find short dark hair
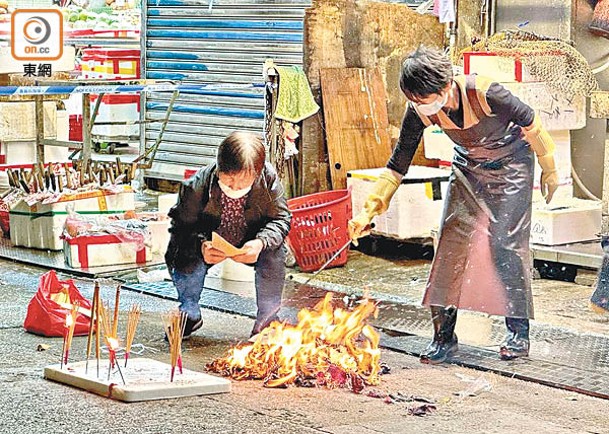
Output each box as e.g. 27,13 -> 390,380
399,45 -> 453,100
217,131 -> 266,175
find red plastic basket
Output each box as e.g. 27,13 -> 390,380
286,188 -> 352,272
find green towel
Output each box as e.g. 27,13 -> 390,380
274,66 -> 320,123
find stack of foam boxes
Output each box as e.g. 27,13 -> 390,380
68,48 -> 141,144
422,52 -> 600,246
9,187 -> 135,252
0,101 -> 71,188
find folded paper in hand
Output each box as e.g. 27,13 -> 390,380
212,232 -> 246,257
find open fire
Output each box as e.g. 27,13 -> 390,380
207,293 -> 382,391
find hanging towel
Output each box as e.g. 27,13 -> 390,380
274,66 -> 320,123
433,0 -> 455,24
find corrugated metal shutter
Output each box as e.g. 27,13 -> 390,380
142,0 -> 310,181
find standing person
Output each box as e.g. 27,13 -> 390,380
348,46 -> 558,363
165,131 -> 292,338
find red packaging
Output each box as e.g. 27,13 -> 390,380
23,270 -> 92,337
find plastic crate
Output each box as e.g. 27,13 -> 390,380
89,94 -> 140,138
286,189 -> 352,272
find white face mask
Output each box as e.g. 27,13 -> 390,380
218,179 -> 252,199
415,92 -> 448,116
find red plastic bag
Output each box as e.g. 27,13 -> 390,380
24,270 -> 92,337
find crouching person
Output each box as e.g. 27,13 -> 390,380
165,131 -> 292,339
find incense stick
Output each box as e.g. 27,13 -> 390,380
60,328 -> 66,370
62,302 -> 79,367
99,301 -> 119,381
161,310 -> 187,382
95,288 -> 101,378
98,302 -> 113,346
112,284 -> 121,338
99,301 -> 112,379
124,304 -> 142,367
99,300 -> 126,384
85,282 -> 100,374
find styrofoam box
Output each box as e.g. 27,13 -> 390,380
0,101 -> 57,141
347,166 -> 450,239
80,48 -> 140,81
137,212 -> 170,255
0,112 -> 70,192
4,140 -> 70,165
9,190 -> 135,251
502,82 -> 586,131
64,234 -> 151,268
0,109 -> 71,192
90,94 -> 139,138
44,358 -> 230,402
157,193 -> 178,215
531,198 -> 601,246
463,52 -> 536,83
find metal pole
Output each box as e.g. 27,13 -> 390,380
35,95 -> 45,163
134,90 -> 179,168
139,0 -> 148,161
81,93 -> 92,163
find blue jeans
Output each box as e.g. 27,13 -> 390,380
172,245 -> 286,334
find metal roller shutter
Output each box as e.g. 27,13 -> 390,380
142,0 -> 310,181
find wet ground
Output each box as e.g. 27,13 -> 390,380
288,243 -> 609,339
2,261 -> 609,433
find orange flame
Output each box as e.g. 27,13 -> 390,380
207,293 -> 381,389
107,337 -> 119,350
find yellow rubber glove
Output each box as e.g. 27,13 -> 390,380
523,115 -> 558,204
348,169 -> 400,245
538,154 -> 558,204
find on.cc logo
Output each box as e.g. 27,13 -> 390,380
22,16 -> 52,45
11,9 -> 63,61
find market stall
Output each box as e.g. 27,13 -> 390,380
0,1 -> 169,277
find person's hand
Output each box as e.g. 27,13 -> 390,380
202,241 -> 227,264
347,168 -> 399,246
232,239 -> 264,264
540,170 -> 558,204
347,212 -> 373,247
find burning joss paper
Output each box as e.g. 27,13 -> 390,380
207,293 -> 382,391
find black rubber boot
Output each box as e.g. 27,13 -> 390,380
164,315 -> 202,342
500,317 -> 530,360
420,306 -> 458,365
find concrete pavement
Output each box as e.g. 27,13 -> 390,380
1,260 -> 608,434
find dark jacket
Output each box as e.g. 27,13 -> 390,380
165,161 -> 292,273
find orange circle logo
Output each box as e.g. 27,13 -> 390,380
23,16 -> 51,45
